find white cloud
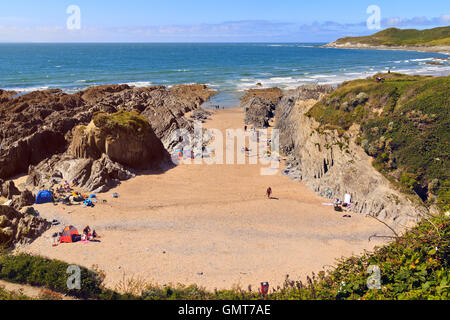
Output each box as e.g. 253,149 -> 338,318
381,15 -> 450,27
0,15 -> 448,42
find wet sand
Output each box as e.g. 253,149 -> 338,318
20,108 -> 387,291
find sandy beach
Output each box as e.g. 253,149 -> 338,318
19,108 -> 388,291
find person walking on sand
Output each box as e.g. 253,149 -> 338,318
266,187 -> 272,199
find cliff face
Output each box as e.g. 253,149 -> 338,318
276,85 -> 427,232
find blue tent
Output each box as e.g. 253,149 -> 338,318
35,190 -> 53,204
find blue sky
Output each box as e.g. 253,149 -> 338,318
0,0 -> 448,42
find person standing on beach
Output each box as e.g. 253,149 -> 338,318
266,187 -> 272,199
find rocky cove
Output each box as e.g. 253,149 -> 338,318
0,83 -> 216,247
241,82 -> 432,233
0,77 -> 439,276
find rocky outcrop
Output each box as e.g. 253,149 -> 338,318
0,84 -> 216,180
275,85 -> 427,232
0,180 -> 34,211
190,109 -> 212,123
0,89 -> 16,104
0,179 -> 21,200
241,88 -> 283,128
21,109 -> 171,193
69,111 -> 168,170
10,190 -> 35,211
0,205 -> 50,248
27,153 -> 136,194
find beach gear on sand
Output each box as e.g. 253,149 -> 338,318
60,226 -> 81,243
260,282 -> 269,296
84,198 -> 94,207
112,193 -> 119,198
35,190 -> 53,204
344,194 -> 352,205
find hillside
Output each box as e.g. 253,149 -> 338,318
326,26 -> 450,51
306,73 -> 450,212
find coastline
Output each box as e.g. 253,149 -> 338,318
323,42 -> 450,54
1,69 -> 447,293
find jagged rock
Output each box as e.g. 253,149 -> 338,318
11,189 -> 35,211
0,84 -> 216,180
0,89 -> 16,103
27,153 -> 136,193
276,85 -> 334,154
354,92 -> 369,105
190,109 -> 212,122
241,88 -> 283,128
0,205 -> 50,248
0,179 -> 21,199
275,85 -> 426,232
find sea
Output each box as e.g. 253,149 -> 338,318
0,43 -> 449,107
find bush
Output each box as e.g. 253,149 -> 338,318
0,254 -> 105,299
0,286 -> 33,300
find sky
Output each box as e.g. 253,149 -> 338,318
0,0 -> 449,42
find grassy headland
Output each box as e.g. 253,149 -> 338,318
329,26 -> 450,47
307,73 -> 450,211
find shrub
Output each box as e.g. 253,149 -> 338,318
0,254 -> 104,299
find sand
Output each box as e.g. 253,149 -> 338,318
19,108 -> 388,291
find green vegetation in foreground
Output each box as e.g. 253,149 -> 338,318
0,216 -> 448,300
93,109 -> 152,136
307,73 -> 450,211
0,252 -> 133,300
333,26 -> 450,47
0,286 -> 33,300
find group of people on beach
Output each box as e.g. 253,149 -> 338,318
54,180 -> 71,194
82,225 -> 99,241
53,179 -> 81,198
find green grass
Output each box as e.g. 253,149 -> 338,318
334,26 -> 450,47
307,73 -> 450,210
93,109 -> 152,136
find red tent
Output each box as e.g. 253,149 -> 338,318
60,226 -> 80,243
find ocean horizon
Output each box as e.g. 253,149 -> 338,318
1,42 -> 449,107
